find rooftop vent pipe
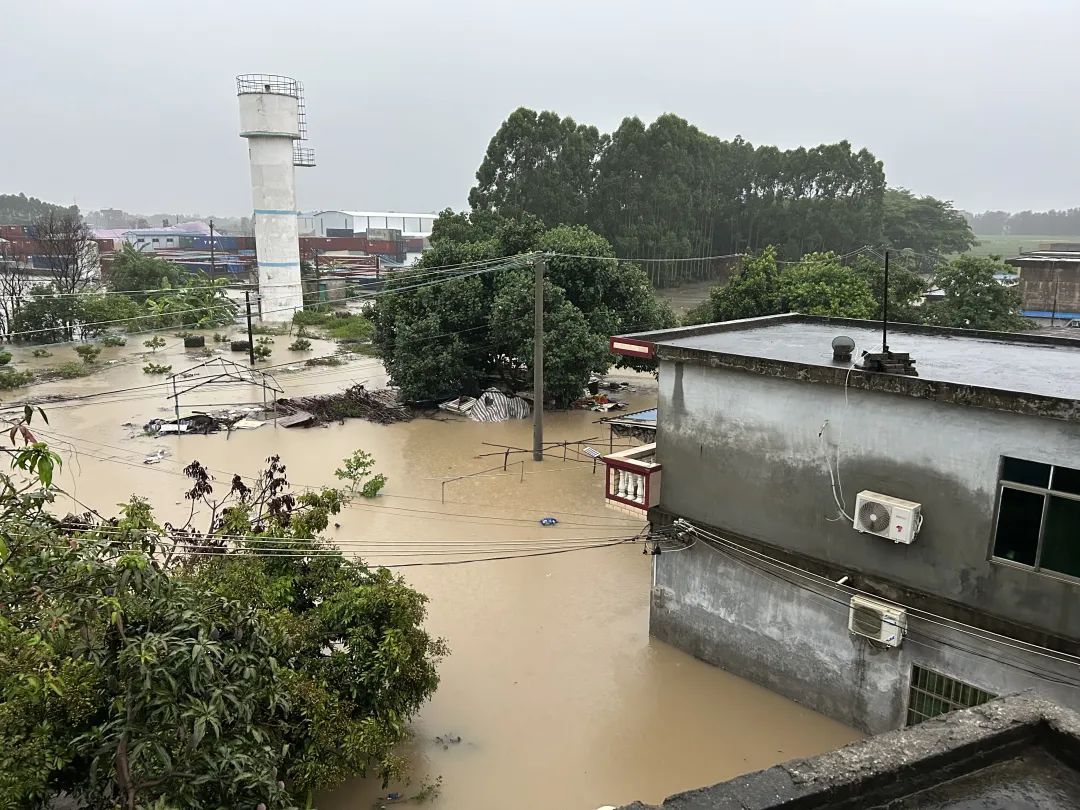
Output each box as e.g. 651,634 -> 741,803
832,335 -> 855,362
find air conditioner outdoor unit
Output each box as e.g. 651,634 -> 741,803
853,490 -> 923,544
849,595 -> 907,647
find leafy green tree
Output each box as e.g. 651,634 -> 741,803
0,193 -> 78,225
0,446 -> 445,809
373,215 -> 674,405
469,108 -> 607,226
883,188 -> 975,262
851,254 -> 927,324
470,108 -> 887,284
105,244 -> 184,296
75,292 -> 147,337
686,247 -> 784,324
12,285 -> 79,343
778,252 -> 877,318
923,255 -> 1031,331
144,271 -> 237,328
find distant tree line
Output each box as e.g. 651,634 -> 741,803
467,108 -> 974,285
0,193 -> 78,226
965,208 -> 1080,237
686,248 -> 1029,333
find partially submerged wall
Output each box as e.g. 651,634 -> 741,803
651,536 -> 1080,733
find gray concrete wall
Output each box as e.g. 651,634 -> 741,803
656,360 -> 1080,640
651,539 -> 1080,733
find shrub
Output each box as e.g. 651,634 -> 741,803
143,336 -> 167,353
292,307 -> 335,327
0,350 -> 11,366
295,325 -> 316,339
325,314 -> 374,343
250,323 -> 287,336
213,332 -> 229,343
304,355 -> 345,367
255,335 -> 274,346
31,349 -> 52,358
0,369 -> 34,389
288,338 -> 312,351
99,333 -> 127,347
253,343 -> 272,361
53,361 -> 89,379
174,330 -> 193,338
74,344 -> 101,365
143,362 -> 172,375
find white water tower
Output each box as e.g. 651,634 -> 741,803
236,74 -> 316,321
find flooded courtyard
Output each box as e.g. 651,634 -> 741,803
3,335 -> 860,809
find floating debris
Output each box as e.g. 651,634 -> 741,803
438,388 -> 530,422
276,385 -> 412,426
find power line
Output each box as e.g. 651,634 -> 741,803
679,521 -> 1080,669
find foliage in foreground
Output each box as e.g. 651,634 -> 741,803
0,438 -> 445,809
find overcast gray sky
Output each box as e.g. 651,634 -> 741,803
5,0 -> 1078,217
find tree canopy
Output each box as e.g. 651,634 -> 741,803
882,188 -> 975,261
0,438 -> 444,809
687,248 -> 881,324
105,244 -> 184,295
0,193 -> 77,226
688,247 -> 1029,333
372,214 -> 675,406
467,109 -> 986,286
468,108 -> 892,283
922,255 -> 1031,331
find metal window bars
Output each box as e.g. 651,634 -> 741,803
906,665 -> 995,726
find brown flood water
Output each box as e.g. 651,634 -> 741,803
4,336 -> 860,810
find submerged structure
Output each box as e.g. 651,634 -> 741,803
604,314 -> 1080,734
237,74 -> 315,321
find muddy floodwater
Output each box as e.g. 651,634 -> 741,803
4,335 -> 860,809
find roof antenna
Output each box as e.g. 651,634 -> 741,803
882,249 -> 889,354
858,248 -> 918,376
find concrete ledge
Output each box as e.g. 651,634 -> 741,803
616,694 -> 1080,809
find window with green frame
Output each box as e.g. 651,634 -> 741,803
992,457 -> 1080,578
907,665 -> 995,725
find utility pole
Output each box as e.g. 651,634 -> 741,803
244,289 -> 256,366
532,255 -> 546,461
209,218 -> 216,276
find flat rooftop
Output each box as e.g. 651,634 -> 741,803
616,695 -> 1080,810
612,315 -> 1080,422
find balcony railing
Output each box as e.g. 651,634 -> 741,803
602,443 -> 661,513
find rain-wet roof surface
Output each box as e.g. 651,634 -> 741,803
616,697 -> 1080,810
644,319 -> 1080,400
879,747 -> 1080,809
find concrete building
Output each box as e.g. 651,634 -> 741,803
237,74 -> 315,322
1006,249 -> 1080,324
604,315 -> 1080,734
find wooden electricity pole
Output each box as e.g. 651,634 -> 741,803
533,255 -> 546,461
